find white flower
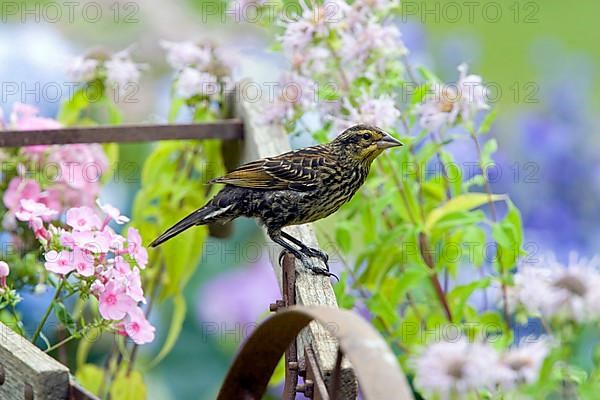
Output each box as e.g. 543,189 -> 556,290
66,56 -> 99,82
176,68 -> 219,99
105,50 -> 143,88
413,338 -> 498,399
511,253 -> 600,322
416,63 -> 489,132
160,40 -> 212,70
261,73 -> 316,124
496,339 -> 549,389
341,93 -> 401,130
341,22 -> 406,63
96,199 -> 130,224
280,0 -> 350,54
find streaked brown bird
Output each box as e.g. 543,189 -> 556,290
150,124 -> 403,276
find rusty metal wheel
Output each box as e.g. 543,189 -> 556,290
216,306 -> 414,400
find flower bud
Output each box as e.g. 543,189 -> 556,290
0,261 -> 9,278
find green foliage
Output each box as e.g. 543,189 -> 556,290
110,370 -> 147,400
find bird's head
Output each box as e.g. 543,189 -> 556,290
331,124 -> 403,163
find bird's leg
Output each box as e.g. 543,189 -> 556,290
279,231 -> 329,266
269,230 -> 334,278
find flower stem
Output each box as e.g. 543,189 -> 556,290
32,276 -> 67,344
470,131 -> 509,324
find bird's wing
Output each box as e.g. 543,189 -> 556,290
209,146 -> 335,191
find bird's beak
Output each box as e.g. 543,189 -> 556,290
377,133 -> 404,149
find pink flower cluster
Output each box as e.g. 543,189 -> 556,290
1,103 -> 108,228
26,201 -> 154,345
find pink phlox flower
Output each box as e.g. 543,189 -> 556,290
44,250 -> 76,275
123,306 -> 155,345
72,229 -> 113,254
98,281 -> 137,320
72,247 -> 96,277
66,207 -> 102,231
3,178 -> 41,212
96,199 -> 130,225
127,227 -> 148,269
15,199 -> 58,222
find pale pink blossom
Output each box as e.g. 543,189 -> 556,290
90,280 -> 105,296
66,207 -> 102,231
96,200 -> 130,224
44,250 -> 76,275
3,178 -> 41,212
72,248 -> 95,277
15,199 -> 58,222
72,229 -> 113,254
125,267 -> 145,303
30,217 -> 50,241
127,227 -> 148,268
99,281 -> 136,320
123,307 -> 155,344
0,261 -> 9,286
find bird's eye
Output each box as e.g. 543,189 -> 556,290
362,133 -> 372,140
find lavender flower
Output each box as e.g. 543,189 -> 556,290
416,63 -> 489,132
412,338 -> 498,399
496,339 -> 549,389
511,253 -> 600,322
160,40 -> 212,70
65,56 -> 99,82
176,68 -> 219,100
105,49 -> 144,89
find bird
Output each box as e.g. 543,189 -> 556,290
149,124 -> 403,277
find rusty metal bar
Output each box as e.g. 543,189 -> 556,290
281,252 -> 299,399
0,119 -> 243,147
216,306 -> 414,400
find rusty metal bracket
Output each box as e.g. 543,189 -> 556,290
216,306 -> 414,400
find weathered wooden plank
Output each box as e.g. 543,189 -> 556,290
0,323 -> 69,400
0,120 -> 243,147
234,81 -> 358,398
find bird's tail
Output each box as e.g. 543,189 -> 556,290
149,202 -> 234,247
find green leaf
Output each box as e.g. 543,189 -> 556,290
75,364 -> 105,396
448,279 -> 490,320
58,88 -> 91,125
110,370 -> 147,400
53,302 -> 76,335
149,294 -> 187,367
479,109 -> 498,134
425,193 -> 507,233
168,97 -> 185,123
417,66 -> 443,83
335,223 -> 352,253
481,138 -> 498,170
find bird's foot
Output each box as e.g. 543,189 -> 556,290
298,257 -> 339,282
302,247 -> 329,265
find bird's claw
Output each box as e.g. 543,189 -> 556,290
302,247 -> 329,265
298,256 -> 338,281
